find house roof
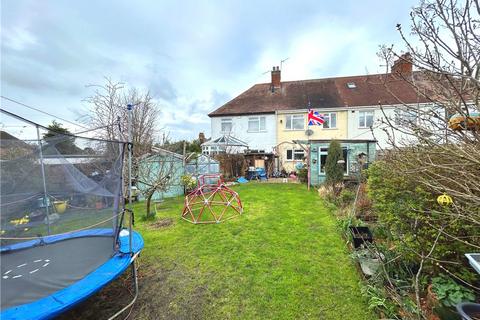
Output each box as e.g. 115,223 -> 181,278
208,72 -> 430,117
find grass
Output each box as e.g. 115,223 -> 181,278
61,183 -> 374,320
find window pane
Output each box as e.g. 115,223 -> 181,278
221,118 -> 232,132
342,148 -> 348,173
260,117 -> 266,130
294,150 -> 304,160
323,114 -> 330,128
286,116 -> 292,129
222,122 -> 232,132
320,154 -> 327,173
292,116 -> 304,129
359,113 -> 365,127
286,149 -> 293,160
330,113 -> 337,128
248,118 -> 259,131
366,112 -> 374,127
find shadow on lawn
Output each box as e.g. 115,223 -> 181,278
59,261 -> 210,320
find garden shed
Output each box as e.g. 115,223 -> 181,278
137,148 -> 185,200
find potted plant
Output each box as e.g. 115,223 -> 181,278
349,226 -> 373,249
428,275 -> 476,320
351,247 -> 384,276
181,174 -> 197,194
53,200 -> 68,214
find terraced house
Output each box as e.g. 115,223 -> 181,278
208,54 -> 430,183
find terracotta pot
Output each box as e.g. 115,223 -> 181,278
426,285 -> 446,320
95,201 -> 104,209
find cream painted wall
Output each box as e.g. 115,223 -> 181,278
275,110 -> 348,172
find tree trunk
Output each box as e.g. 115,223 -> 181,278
146,192 -> 154,219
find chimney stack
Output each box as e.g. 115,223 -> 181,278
198,132 -> 206,144
271,66 -> 281,91
391,53 -> 412,75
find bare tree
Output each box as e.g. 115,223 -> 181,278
370,1 -> 480,317
136,149 -> 181,219
84,78 -> 161,158
377,0 -> 479,222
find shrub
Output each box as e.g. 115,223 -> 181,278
338,188 -> 355,207
431,275 -> 475,307
325,140 -> 344,187
180,175 -> 197,190
367,160 -> 477,278
297,168 -> 308,183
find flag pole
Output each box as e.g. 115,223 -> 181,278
306,106 -> 311,191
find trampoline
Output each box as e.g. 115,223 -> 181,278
1,229 -> 143,320
0,109 -> 143,320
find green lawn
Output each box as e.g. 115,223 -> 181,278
63,183 -> 374,320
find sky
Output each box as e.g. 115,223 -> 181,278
1,0 -> 418,142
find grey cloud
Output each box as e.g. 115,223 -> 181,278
1,0 -> 417,141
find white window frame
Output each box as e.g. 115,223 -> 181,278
286,149 -> 305,161
221,118 -> 233,133
358,111 -> 374,128
248,116 -> 266,132
285,115 -> 304,130
318,147 -> 349,175
322,112 -> 337,129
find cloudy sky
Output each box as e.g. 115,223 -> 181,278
1,0 -> 418,141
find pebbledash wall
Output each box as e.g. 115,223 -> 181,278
210,114 -> 277,152
308,140 -> 376,185
346,105 -> 419,149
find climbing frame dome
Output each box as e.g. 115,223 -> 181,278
181,174 -> 243,224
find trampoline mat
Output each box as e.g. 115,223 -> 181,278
1,236 -> 114,310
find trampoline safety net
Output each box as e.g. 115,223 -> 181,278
0,123 -> 127,310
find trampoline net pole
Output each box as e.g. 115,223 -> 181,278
36,125 -> 51,234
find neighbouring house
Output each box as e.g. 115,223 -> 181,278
137,147 -> 185,200
208,54 -> 432,183
0,130 -> 34,159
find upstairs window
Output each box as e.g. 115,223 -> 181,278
322,112 -> 337,129
248,116 -> 266,132
358,111 -> 374,128
221,118 -> 232,133
394,109 -> 418,125
285,115 -> 304,130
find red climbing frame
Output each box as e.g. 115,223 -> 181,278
181,174 -> 243,224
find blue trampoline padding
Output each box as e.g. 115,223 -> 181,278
1,229 -> 144,320
1,228 -> 115,253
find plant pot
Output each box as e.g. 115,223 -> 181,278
456,302 -> 480,320
349,226 -> 373,248
95,201 -> 104,210
359,256 -> 383,276
432,306 -> 461,320
53,201 -> 68,214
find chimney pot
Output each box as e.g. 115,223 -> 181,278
392,53 -> 412,75
271,65 -> 281,90
199,132 -> 206,144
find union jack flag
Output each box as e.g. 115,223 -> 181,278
308,108 -> 325,126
